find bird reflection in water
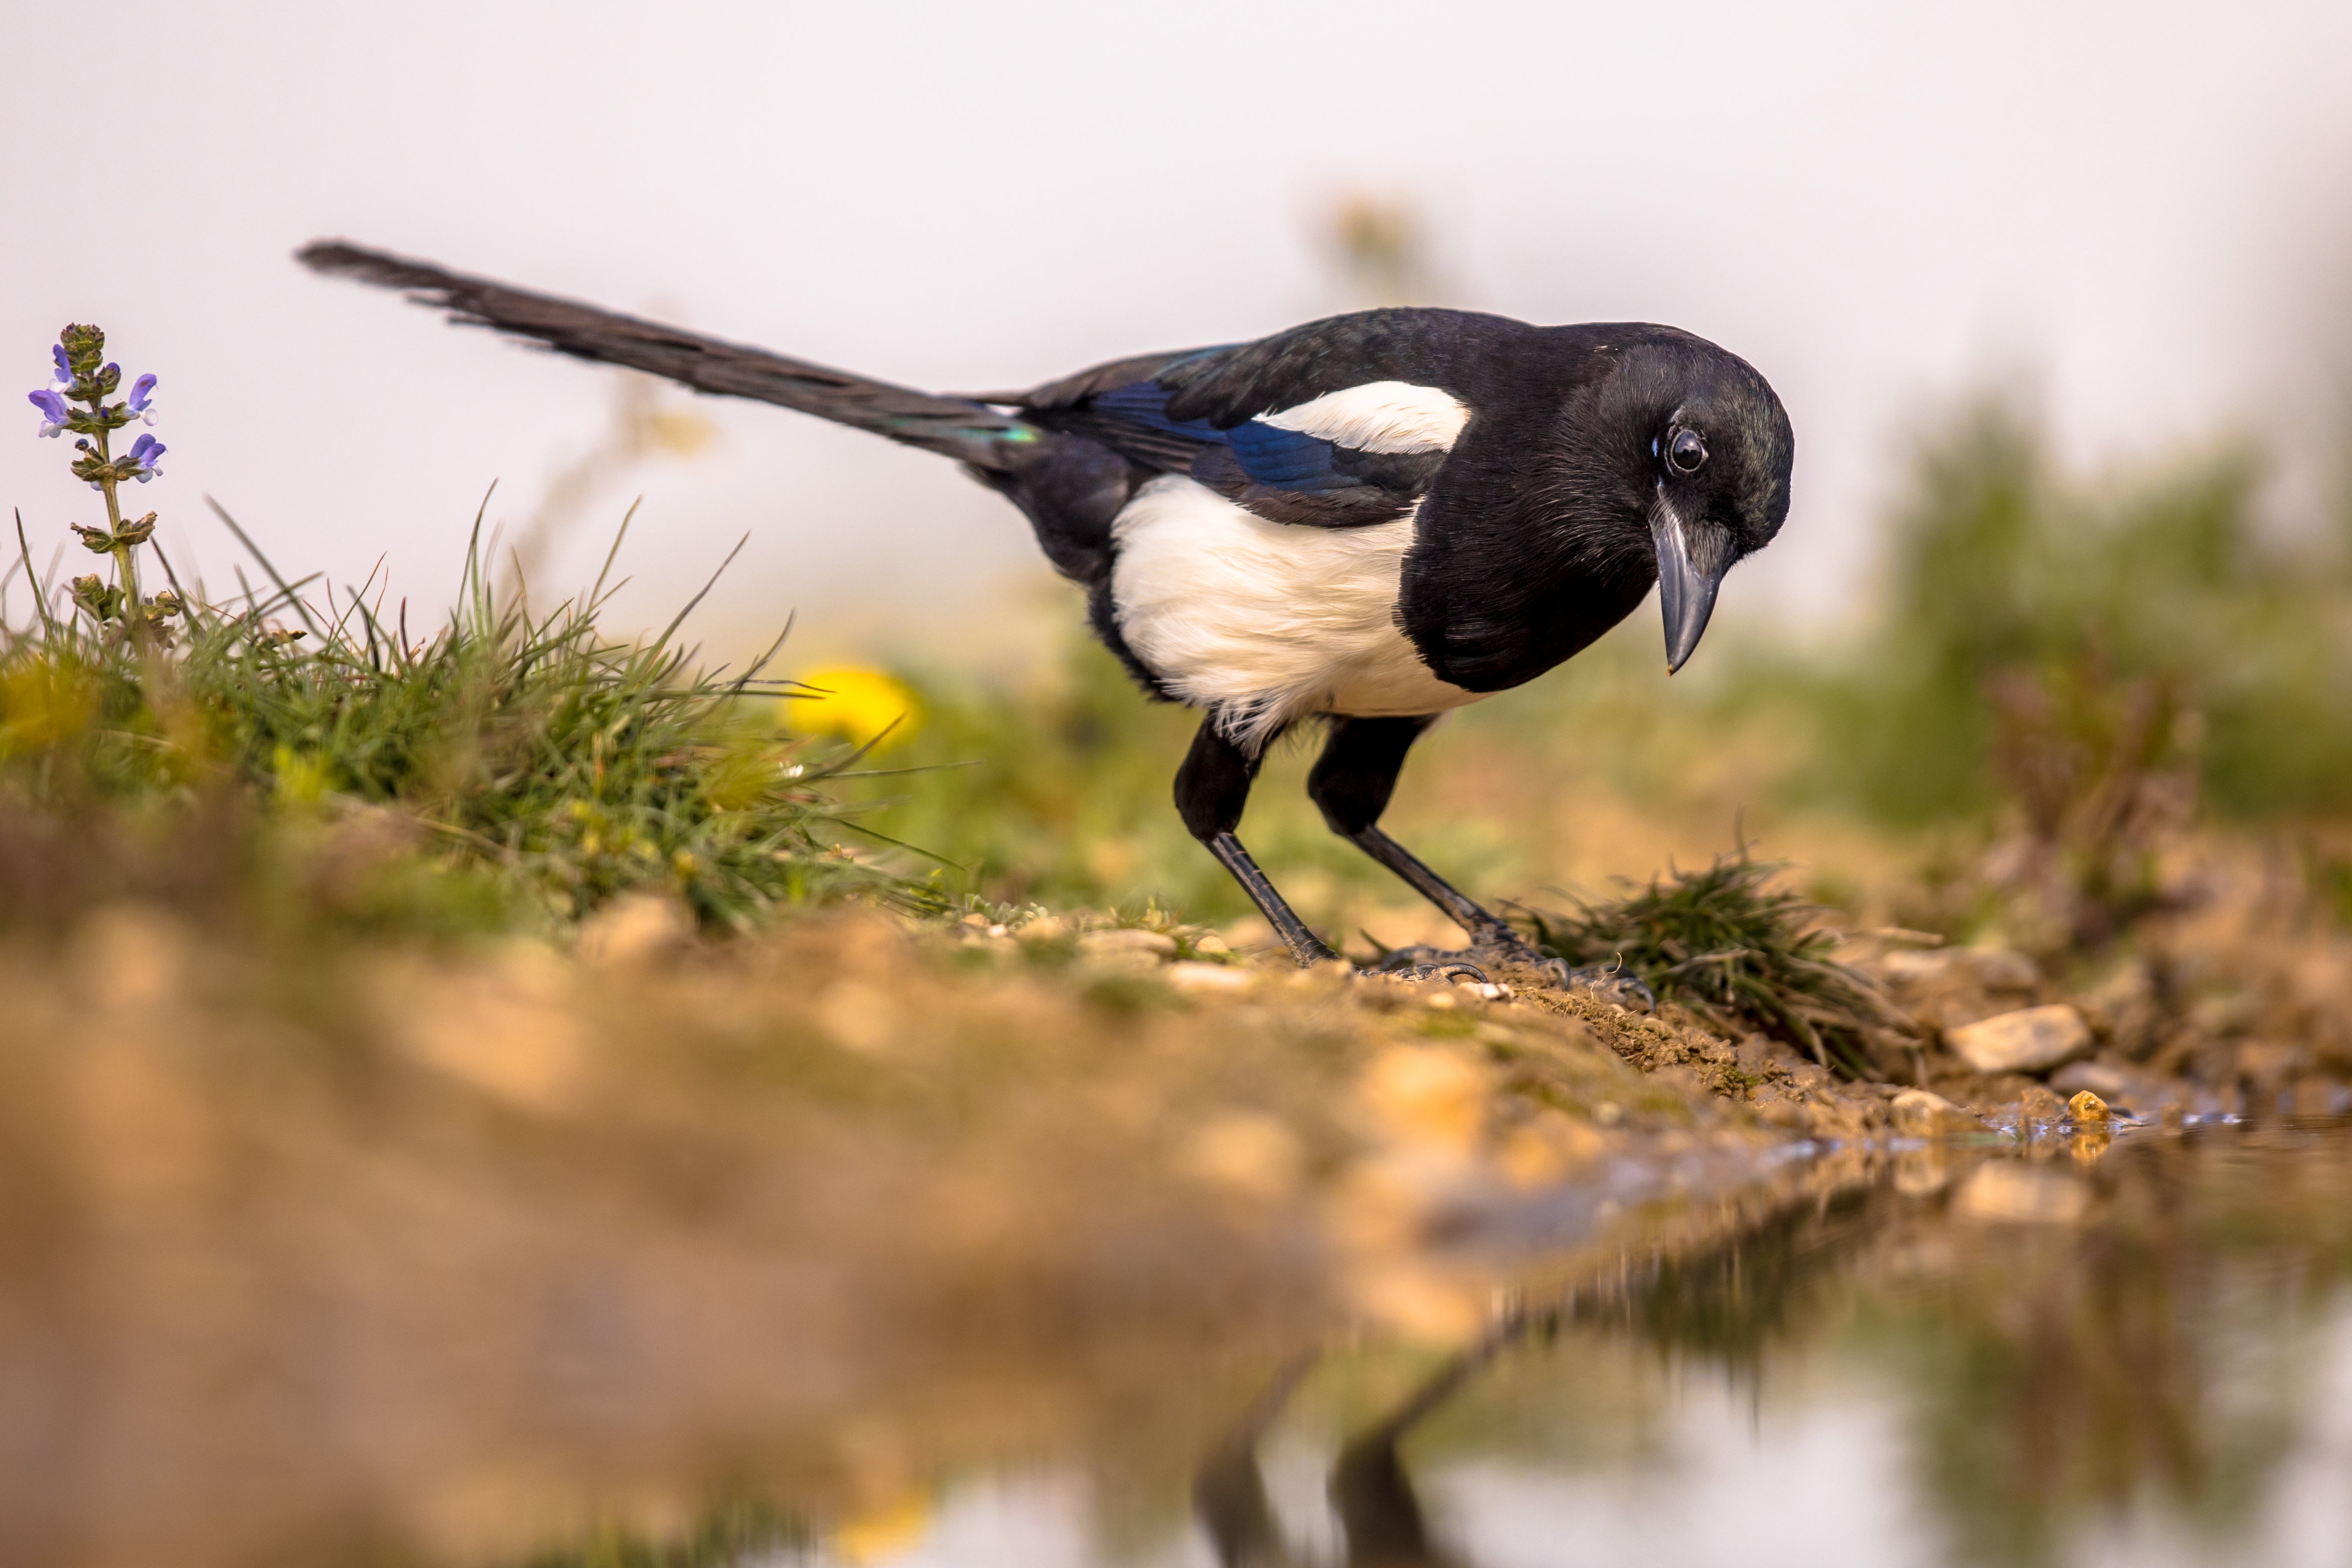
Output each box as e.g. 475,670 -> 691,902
1195,1343 -> 1450,1567
1188,1124 -> 2352,1568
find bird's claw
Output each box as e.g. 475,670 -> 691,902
1371,944 -> 1475,977
1559,964 -> 1657,1009
1373,938 -> 1656,1008
1365,959 -> 1490,984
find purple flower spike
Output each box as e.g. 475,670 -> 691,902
124,432 -> 166,481
29,387 -> 70,437
126,373 -> 158,420
51,344 -> 71,384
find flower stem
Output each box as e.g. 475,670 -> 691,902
90,424 -> 140,613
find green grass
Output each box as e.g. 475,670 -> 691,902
1513,850 -> 1910,1078
0,507 -> 919,934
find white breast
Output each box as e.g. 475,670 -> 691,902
1108,475 -> 1486,753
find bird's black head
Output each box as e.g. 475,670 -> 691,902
1564,329 -> 1794,671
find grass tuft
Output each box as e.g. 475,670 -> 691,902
1512,850 -> 1909,1078
0,510 -> 925,932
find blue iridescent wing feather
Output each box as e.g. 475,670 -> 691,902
1027,376 -> 1440,528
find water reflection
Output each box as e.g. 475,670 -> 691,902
1182,1122 -> 2352,1568
505,1123 -> 2352,1567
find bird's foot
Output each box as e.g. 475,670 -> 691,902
1284,940 -> 1488,985
1366,959 -> 1491,985
1375,930 -> 1555,983
1375,933 -> 1656,1009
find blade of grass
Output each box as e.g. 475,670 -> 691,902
652,533 -> 750,652
15,509 -> 59,642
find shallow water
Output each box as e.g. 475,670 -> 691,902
757,1119 -> 2352,1568
23,1115 -> 2351,1568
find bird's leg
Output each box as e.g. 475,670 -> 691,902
1177,716 -> 1342,966
1192,1351 -> 1319,1567
1330,1316 -> 1532,1568
1307,717 -> 1552,972
1345,824 -> 1552,960
1203,833 -> 1343,966
1178,716 -> 1479,981
1310,718 -> 1644,998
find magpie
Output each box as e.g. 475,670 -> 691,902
299,242 -> 1794,980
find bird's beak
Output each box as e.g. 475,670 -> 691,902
1652,501 -> 1729,674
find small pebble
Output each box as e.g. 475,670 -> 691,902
1078,928 -> 1178,957
2067,1089 -> 2112,1125
1165,961 -> 1251,993
1948,1005 -> 2092,1075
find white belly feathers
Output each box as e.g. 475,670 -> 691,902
1109,475 -> 1485,752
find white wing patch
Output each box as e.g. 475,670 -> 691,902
1255,381 -> 1470,454
1109,475 -> 1487,753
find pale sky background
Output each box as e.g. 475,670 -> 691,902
5,1 -> 2349,668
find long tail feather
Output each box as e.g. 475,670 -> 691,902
297,240 -> 1044,470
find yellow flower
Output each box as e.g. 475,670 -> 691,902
830,1492 -> 932,1563
788,665 -> 921,752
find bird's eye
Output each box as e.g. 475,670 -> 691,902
1668,428 -> 1707,474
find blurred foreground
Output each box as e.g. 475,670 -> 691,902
6,906 -> 2346,1568
0,899 -> 1821,1567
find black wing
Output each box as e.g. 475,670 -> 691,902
1155,308 -> 1517,426
1005,310 -> 1523,529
